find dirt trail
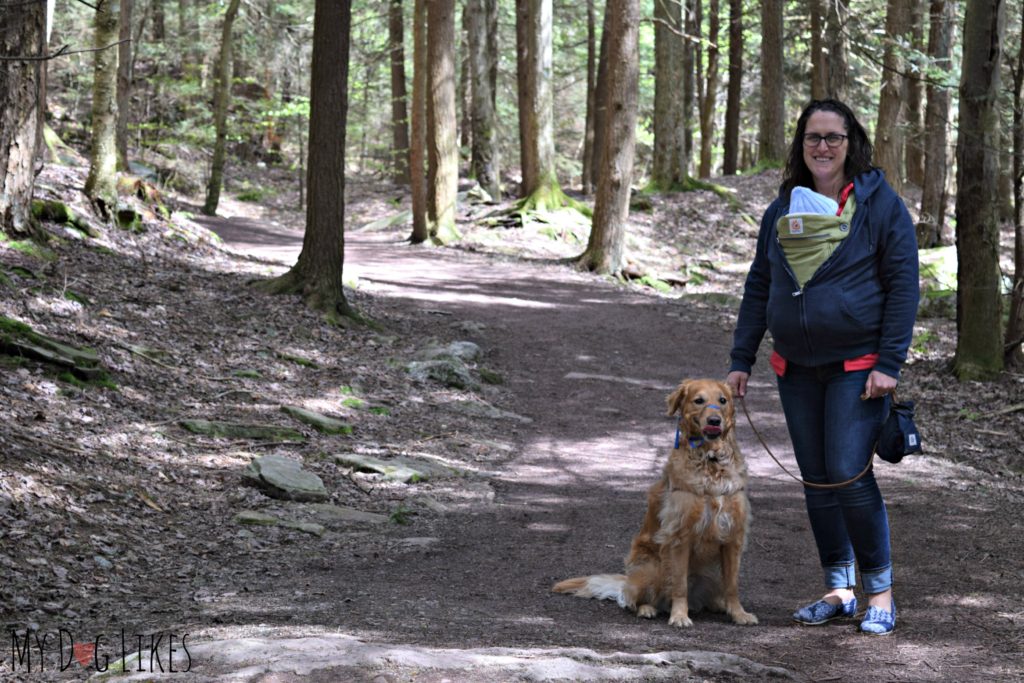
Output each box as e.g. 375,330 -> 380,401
182,216 -> 1023,682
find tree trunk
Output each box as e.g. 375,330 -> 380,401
578,0 -> 639,275
516,0 -> 566,209
698,0 -> 720,178
389,0 -> 411,185
116,0 -> 134,172
904,0 -> 926,187
824,0 -> 849,99
467,0 -> 500,199
758,0 -> 786,164
681,0 -> 696,173
515,0 -> 533,193
0,1 -> 47,235
260,0 -> 353,321
874,0 -> 911,195
916,0 -> 955,248
409,0 -> 429,243
651,0 -> 684,189
151,0 -> 165,41
589,5 -> 612,191
809,0 -> 827,100
1006,0 -> 1024,367
581,0 -> 597,193
85,0 -> 121,207
202,0 -> 241,216
722,0 -> 742,175
459,8 -> 472,151
426,0 -> 460,242
954,0 -> 1006,381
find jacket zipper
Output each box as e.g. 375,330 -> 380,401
773,231 -> 815,355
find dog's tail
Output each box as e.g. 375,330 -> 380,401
552,574 -> 628,607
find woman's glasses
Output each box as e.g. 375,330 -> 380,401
803,133 -> 848,148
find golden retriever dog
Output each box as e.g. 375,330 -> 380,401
553,378 -> 757,627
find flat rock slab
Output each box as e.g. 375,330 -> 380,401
233,510 -> 325,536
444,398 -> 533,424
243,454 -> 328,502
180,420 -> 305,442
280,405 -> 353,435
306,503 -> 389,526
96,634 -> 801,681
333,453 -> 457,483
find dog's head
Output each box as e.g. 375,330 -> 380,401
666,378 -> 735,442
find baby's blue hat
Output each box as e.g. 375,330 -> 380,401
789,186 -> 839,216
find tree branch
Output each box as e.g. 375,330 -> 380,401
0,39 -> 129,62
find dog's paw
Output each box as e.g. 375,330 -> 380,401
668,611 -> 693,628
730,610 -> 758,626
636,604 -> 657,619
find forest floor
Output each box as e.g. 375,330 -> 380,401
2,157 -> 1023,682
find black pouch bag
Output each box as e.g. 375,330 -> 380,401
876,398 -> 922,464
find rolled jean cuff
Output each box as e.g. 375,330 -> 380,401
861,565 -> 893,594
823,562 -> 856,589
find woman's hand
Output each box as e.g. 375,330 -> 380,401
861,370 -> 897,400
726,371 -> 750,398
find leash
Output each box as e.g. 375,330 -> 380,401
738,395 -> 875,490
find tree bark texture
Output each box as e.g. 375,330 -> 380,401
758,0 -> 786,164
651,0 -> 684,189
517,0 -> 563,206
581,0 -> 597,193
515,0 -> 533,194
467,0 -> 500,199
954,0 -> 1006,380
459,9 -> 471,150
722,0 -> 742,175
904,0 -> 926,187
427,0 -> 459,243
824,0 -> 849,99
579,0 -> 639,275
409,0 -> 429,242
0,1 -> 47,235
809,0 -> 827,100
389,0 -> 411,185
202,0 -> 241,216
698,0 -> 720,178
151,0 -> 165,40
1006,0 -> 1024,367
269,0 -> 353,319
116,0 -> 134,172
917,0 -> 955,248
874,0 -> 911,195
85,0 -> 121,206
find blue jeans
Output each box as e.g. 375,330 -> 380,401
776,361 -> 893,594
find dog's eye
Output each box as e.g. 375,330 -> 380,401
719,396 -> 727,405
694,397 -> 705,405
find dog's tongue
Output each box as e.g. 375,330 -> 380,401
702,425 -> 722,437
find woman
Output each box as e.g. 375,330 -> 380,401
726,99 -> 918,635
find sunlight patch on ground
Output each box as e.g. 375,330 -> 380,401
360,285 -> 560,309
526,522 -> 572,533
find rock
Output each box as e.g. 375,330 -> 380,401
306,503 -> 389,525
279,520 -> 325,537
280,405 -> 353,435
94,556 -> 113,571
405,359 -> 477,390
397,537 -> 439,549
180,420 -> 305,442
443,399 -> 532,424
413,496 -> 450,514
332,453 -> 457,483
419,340 -> 482,363
243,454 -> 328,502
234,510 -> 280,526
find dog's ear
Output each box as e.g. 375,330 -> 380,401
666,379 -> 692,416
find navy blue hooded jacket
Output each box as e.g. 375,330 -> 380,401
729,169 -> 919,379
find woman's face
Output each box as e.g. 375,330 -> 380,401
802,110 -> 849,193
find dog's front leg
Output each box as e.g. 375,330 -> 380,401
721,540 -> 758,625
667,541 -> 692,628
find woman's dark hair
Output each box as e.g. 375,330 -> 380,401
780,99 -> 874,197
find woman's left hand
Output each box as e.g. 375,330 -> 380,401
861,370 -> 898,400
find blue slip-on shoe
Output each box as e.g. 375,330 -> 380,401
792,597 -> 858,625
860,600 -> 896,636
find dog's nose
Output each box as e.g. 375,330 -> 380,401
707,415 -> 721,426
